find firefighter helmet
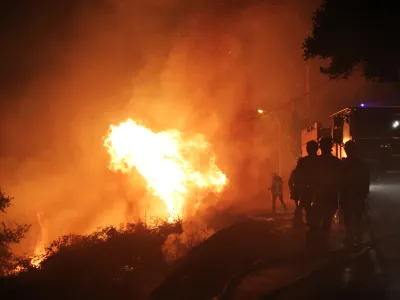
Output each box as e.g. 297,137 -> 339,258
344,140 -> 357,153
319,136 -> 333,150
306,140 -> 319,153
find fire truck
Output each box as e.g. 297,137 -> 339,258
301,105 -> 400,181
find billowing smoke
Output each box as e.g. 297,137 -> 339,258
0,0 -> 329,255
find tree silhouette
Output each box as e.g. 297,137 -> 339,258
303,1 -> 400,82
0,189 -> 30,275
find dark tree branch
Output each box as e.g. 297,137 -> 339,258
303,0 -> 400,82
0,189 -> 30,275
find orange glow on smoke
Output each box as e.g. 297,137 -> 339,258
103,119 -> 227,221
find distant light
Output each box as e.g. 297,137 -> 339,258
257,109 -> 264,114
360,103 -> 365,107
393,120 -> 399,129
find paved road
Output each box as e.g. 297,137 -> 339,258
228,182 -> 400,299
151,183 -> 400,300
368,183 -> 400,299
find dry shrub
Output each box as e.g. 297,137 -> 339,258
162,222 -> 214,263
4,218 -> 183,299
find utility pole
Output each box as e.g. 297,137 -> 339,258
277,118 -> 282,176
306,62 -> 310,118
257,109 -> 281,175
270,113 -> 282,176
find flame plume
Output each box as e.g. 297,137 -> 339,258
30,212 -> 47,268
103,119 -> 227,221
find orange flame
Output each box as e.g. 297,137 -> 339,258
103,119 -> 227,221
9,213 -> 48,275
30,212 -> 47,268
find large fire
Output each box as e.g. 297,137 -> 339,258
103,119 -> 227,221
10,119 -> 226,274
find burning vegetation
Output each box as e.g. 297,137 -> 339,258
4,118 -> 228,273
103,118 -> 227,222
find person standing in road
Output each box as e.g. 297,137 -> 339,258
289,168 -> 301,224
269,172 -> 288,214
340,140 -> 370,247
295,140 -> 319,227
308,137 -> 341,249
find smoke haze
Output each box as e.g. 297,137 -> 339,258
1,0 -> 389,255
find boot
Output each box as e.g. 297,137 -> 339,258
341,236 -> 356,249
293,210 -> 304,227
353,235 -> 363,249
306,231 -> 320,251
318,236 -> 332,252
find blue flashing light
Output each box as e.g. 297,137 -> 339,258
360,103 -> 365,107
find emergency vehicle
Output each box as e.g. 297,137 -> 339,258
301,105 -> 400,181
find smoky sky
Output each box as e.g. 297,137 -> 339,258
0,0 -> 374,187
0,0 -> 315,97
0,0 -> 322,160
1,1 -> 83,94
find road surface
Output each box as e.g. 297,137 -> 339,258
368,182 -> 400,299
222,182 -> 400,299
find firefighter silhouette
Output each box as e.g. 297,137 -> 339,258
340,140 -> 370,246
289,167 -> 303,226
293,140 -> 319,227
269,173 -> 287,214
288,168 -> 299,205
307,136 -> 341,249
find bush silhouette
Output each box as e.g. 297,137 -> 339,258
6,219 -> 182,299
0,189 -> 30,276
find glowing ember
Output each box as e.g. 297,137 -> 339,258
103,119 -> 227,221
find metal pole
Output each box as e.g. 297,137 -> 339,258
270,113 -> 282,176
258,109 -> 282,175
278,119 -> 282,176
306,62 -> 310,118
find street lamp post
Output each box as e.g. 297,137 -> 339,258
270,114 -> 282,176
258,109 -> 282,176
